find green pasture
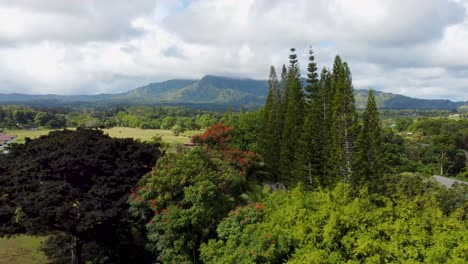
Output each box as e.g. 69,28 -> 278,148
3,127 -> 201,144
0,235 -> 48,264
101,127 -> 200,143
2,128 -> 55,144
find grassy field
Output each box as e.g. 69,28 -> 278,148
0,235 -> 48,264
100,127 -> 200,143
4,127 -> 202,144
2,128 -> 55,144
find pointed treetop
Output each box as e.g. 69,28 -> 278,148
365,89 -> 378,114
289,48 -> 298,66
342,62 -> 353,88
268,65 -> 278,86
269,65 -> 277,76
281,64 -> 288,78
306,48 -> 319,86
288,48 -> 300,78
320,66 -> 329,77
332,55 -> 343,75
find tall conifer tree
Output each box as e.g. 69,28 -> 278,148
329,56 -> 359,183
294,49 -> 321,187
280,64 -> 289,113
262,66 -> 282,177
319,68 -> 334,186
280,48 -> 304,184
304,48 -> 319,99
353,90 -> 383,191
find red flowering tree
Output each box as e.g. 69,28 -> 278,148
192,123 -> 234,149
192,123 -> 262,177
129,124 -> 264,263
129,147 -> 247,263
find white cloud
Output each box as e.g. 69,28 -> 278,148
0,0 -> 467,101
0,0 -> 155,44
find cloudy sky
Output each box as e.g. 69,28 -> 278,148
0,0 -> 467,101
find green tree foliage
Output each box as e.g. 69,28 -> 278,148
200,202 -> 289,263
129,146 -> 248,263
395,117 -> 414,132
130,124 -> 262,263
280,64 -> 288,107
262,66 -> 283,178
61,105 -> 217,130
160,116 -> 176,130
225,111 -> 265,153
44,115 -> 67,129
379,128 -> 423,174
34,112 -> 54,126
202,178 -> 467,263
280,48 -> 304,184
328,56 -> 359,182
294,49 -> 326,187
0,106 -> 68,129
171,124 -> 185,136
410,118 -> 468,176
353,90 -> 383,190
431,134 -> 459,176
0,129 -> 161,264
197,113 -> 217,128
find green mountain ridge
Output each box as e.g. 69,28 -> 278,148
0,75 -> 466,110
354,89 -> 466,110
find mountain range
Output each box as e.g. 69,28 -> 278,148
0,75 -> 466,110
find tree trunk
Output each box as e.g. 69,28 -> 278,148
440,152 -> 445,176
308,162 -> 313,188
71,236 -> 82,264
463,150 -> 468,167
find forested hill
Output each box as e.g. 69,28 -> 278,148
354,89 -> 466,110
0,75 -> 466,110
109,75 -> 268,105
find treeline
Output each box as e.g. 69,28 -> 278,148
0,106 -> 66,129
0,105 -> 224,131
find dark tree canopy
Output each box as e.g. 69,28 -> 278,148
0,128 -> 161,263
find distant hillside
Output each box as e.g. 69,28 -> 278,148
354,89 -> 466,110
109,75 -> 268,106
0,75 -> 465,110
0,93 -> 112,102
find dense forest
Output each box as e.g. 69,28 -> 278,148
0,49 -> 467,263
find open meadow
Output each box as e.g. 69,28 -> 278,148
3,127 -> 201,144
0,235 -> 48,264
100,127 -> 200,143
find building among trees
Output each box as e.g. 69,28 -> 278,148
0,131 -> 16,153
